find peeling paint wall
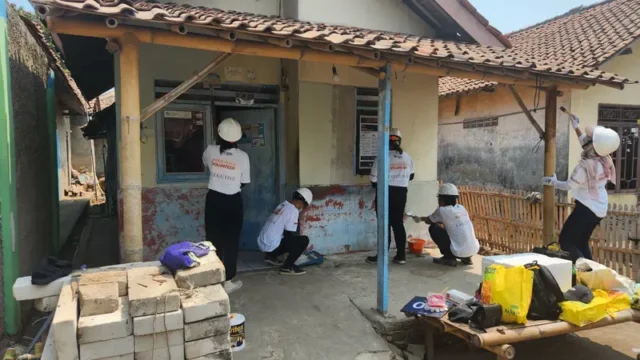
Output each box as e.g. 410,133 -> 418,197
438,85 -> 570,192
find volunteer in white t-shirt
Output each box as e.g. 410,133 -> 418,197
366,128 -> 414,265
413,183 -> 479,267
257,188 -> 313,276
202,118 -> 250,293
543,118 -> 620,263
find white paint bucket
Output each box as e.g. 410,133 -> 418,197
229,313 -> 245,351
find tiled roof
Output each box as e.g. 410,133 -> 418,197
32,0 -> 635,89
440,0 -> 640,97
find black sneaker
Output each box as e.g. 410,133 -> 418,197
393,256 -> 406,265
460,257 -> 473,266
366,255 -> 378,264
433,257 -> 458,267
264,255 -> 283,266
280,265 -> 306,276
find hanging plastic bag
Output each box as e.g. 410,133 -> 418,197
480,264 -> 534,324
560,289 -> 631,327
575,258 -> 636,295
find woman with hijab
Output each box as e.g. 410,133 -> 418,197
202,118 -> 250,293
542,123 -> 620,262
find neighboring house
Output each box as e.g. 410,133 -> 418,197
31,0 -> 631,264
438,0 -> 640,207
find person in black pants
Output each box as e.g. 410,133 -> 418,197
366,128 -> 414,265
258,188 -> 314,275
202,118 -> 250,293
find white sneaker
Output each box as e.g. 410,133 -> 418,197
223,280 -> 243,294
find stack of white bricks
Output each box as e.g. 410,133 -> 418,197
31,250 -> 233,360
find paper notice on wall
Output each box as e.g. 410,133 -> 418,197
238,122 -> 265,148
358,115 -> 378,170
225,66 -> 244,81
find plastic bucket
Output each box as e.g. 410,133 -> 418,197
408,238 -> 426,255
229,313 -> 246,351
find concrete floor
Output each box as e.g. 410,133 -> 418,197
229,250 -> 640,360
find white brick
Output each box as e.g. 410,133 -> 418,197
35,296 -> 59,312
180,285 -> 229,324
79,270 -> 127,296
184,334 -> 230,360
79,336 -> 134,360
78,297 -> 132,344
134,330 -> 184,352
42,318 -> 57,360
128,274 -> 180,317
79,282 -> 119,317
126,264 -> 167,282
175,252 -> 225,289
135,344 -> 184,360
100,355 -> 133,360
133,310 -> 184,336
184,316 -> 229,342
189,350 -> 232,360
52,279 -> 79,360
13,275 -> 70,301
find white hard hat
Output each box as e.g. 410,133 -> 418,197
295,187 -> 313,205
592,126 -> 620,156
218,118 -> 242,143
438,183 -> 459,196
390,128 -> 401,139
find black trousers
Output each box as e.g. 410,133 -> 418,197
559,200 -> 602,263
429,224 -> 457,259
375,186 -> 408,259
267,235 -> 310,268
205,190 -> 243,280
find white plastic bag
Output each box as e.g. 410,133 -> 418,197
575,258 -> 636,296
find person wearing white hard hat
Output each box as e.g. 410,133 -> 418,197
542,117 -> 620,262
412,183 -> 479,267
366,128 -> 414,265
257,188 -> 313,275
202,118 -> 250,293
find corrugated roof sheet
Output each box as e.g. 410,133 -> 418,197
32,0 -> 636,90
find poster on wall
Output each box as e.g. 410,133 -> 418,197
357,115 -> 378,172
238,122 -> 266,148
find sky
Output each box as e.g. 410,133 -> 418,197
469,0 -> 602,33
9,0 -> 33,12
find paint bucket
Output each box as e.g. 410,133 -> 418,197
229,313 -> 246,352
408,238 -> 427,255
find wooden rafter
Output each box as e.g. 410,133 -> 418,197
507,85 -> 545,138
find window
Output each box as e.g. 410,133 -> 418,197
355,87 -> 383,175
463,117 -> 499,129
598,104 -> 640,192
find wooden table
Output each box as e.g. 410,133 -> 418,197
418,309 -> 640,360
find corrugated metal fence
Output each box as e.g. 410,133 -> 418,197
458,186 -> 640,282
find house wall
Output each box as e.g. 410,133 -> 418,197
438,85 -> 571,192
298,63 -> 439,253
56,105 -> 70,196
70,116 -> 93,171
569,40 -> 640,206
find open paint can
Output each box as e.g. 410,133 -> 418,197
229,313 -> 245,351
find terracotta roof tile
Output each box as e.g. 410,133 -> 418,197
32,0 -> 636,90
441,0 -> 640,96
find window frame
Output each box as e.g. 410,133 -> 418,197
155,101 -> 213,184
597,104 -> 640,193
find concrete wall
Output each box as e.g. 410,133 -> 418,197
569,40 -> 640,206
71,120 -> 92,171
6,5 -> 57,331
56,105 -> 70,196
438,85 -> 570,192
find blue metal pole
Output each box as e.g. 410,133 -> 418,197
376,63 -> 391,314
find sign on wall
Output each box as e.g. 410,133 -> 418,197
357,115 -> 378,172
238,122 -> 266,148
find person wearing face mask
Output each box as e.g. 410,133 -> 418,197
543,110 -> 620,262
366,128 -> 414,265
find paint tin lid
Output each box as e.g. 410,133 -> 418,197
230,313 -> 245,325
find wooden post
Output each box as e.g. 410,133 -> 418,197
376,63 -> 391,314
543,86 -> 558,245
90,139 -> 98,203
119,33 -> 143,262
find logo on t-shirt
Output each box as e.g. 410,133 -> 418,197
211,159 -> 237,170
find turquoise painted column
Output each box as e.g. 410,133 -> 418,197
376,63 -> 391,314
0,0 -> 20,335
47,70 -> 60,253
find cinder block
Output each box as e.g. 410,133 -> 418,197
189,350 -> 232,360
79,270 -> 127,296
184,316 -> 230,342
78,297 -> 132,344
175,252 -> 225,289
79,282 -> 119,316
13,275 -> 70,301
184,334 -> 230,360
133,309 -> 184,336
52,279 -> 79,360
35,295 -> 59,312
128,274 -> 180,317
135,344 -> 184,360
134,329 -> 184,352
100,355 -> 133,360
180,285 -> 229,324
79,335 -> 133,360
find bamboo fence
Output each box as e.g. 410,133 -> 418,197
458,186 -> 640,282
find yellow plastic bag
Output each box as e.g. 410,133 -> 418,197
560,289 -> 631,327
480,264 -> 533,324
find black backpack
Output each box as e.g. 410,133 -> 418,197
525,261 -> 565,320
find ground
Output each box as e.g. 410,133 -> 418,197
230,250 -> 640,360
